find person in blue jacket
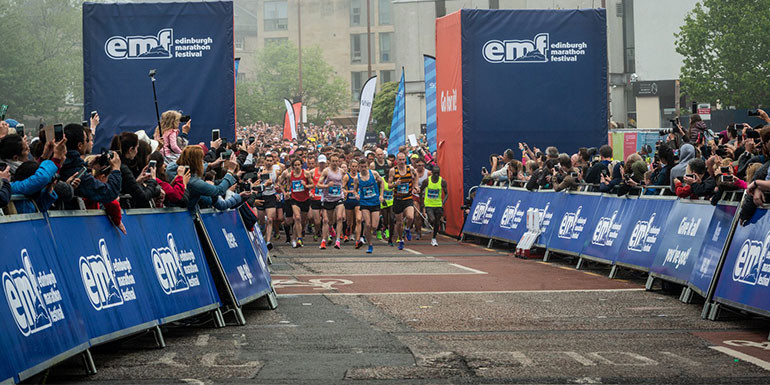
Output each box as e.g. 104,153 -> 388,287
176,145 -> 236,210
0,133 -> 67,213
59,124 -> 122,209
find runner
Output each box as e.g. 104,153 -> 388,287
309,155 -> 325,241
380,176 -> 394,246
278,157 -> 312,248
420,165 -> 448,247
389,153 -> 417,250
343,159 -> 362,245
316,153 -> 345,249
412,157 -> 431,240
258,151 -> 282,249
354,158 -> 385,254
370,147 -> 390,178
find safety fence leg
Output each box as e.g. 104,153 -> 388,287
487,238 -> 494,248
542,249 -> 550,262
234,307 -> 247,326
608,265 -> 618,279
575,257 -> 584,270
707,303 -> 721,321
212,308 -> 226,328
153,325 -> 166,349
679,287 -> 694,304
644,276 -> 656,291
82,349 -> 97,375
267,254 -> 274,265
266,290 -> 279,310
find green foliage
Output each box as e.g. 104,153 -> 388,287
237,42 -> 348,125
0,0 -> 82,127
371,81 -> 397,136
675,0 -> 770,108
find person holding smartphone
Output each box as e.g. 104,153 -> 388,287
109,132 -> 160,209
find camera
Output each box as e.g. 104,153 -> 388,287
748,109 -> 761,116
96,149 -> 112,167
180,115 -> 191,123
148,69 -> 156,78
720,174 -> 734,183
746,129 -> 761,139
658,128 -> 674,136
239,182 -> 251,192
0,162 -> 7,172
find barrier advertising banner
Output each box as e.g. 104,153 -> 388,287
651,201 -> 715,284
83,1 -> 235,150
689,204 -> 736,295
614,199 -> 674,271
0,216 -> 89,382
579,196 -> 633,264
488,189 -> 530,243
199,211 -> 272,306
127,211 -> 221,322
713,208 -> 770,315
546,193 -> 602,255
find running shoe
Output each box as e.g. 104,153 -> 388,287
313,234 -> 319,241
292,240 -> 298,248
398,240 -> 404,250
384,229 -> 390,239
376,230 -> 382,240
297,238 -> 304,247
405,229 -> 412,241
366,245 -> 373,254
344,235 -> 350,243
267,242 -> 273,251
334,240 -> 341,249
355,241 -> 363,249
319,240 -> 327,250
431,238 -> 438,247
388,241 -> 394,247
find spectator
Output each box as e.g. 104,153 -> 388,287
150,151 -> 188,207
584,145 -> 613,185
177,145 -> 237,210
673,158 -> 715,199
110,132 -> 160,208
159,111 -> 187,164
60,123 -> 122,209
670,143 -> 696,191
0,164 -> 12,208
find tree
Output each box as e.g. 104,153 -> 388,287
237,42 -> 348,125
371,81 -> 397,136
0,0 -> 82,126
675,0 -> 770,108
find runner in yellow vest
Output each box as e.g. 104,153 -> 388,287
420,166 -> 448,247
380,179 -> 395,246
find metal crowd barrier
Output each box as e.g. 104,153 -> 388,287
461,184 -> 770,332
0,204 -> 276,384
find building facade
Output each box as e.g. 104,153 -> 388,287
234,0 -> 396,119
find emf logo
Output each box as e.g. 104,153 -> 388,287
80,240 -> 124,310
3,250 -> 52,336
482,33 -> 549,63
105,28 -> 173,59
733,232 -> 770,285
151,233 -> 190,295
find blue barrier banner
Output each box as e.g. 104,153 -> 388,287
463,187 -> 500,237
126,211 -> 220,321
689,204 -> 736,295
83,1 -> 235,150
200,211 -> 272,306
0,217 -> 89,382
579,196 -> 633,263
488,189 -> 537,243
248,225 -> 270,266
533,191 -> 560,245
650,201 -> 715,283
615,198 -> 675,270
48,214 -> 160,343
546,193 -> 602,255
713,208 -> 770,314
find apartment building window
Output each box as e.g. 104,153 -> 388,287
350,0 -> 374,27
235,34 -> 245,50
380,70 -> 394,83
351,71 -> 368,101
265,37 -> 288,46
350,33 -> 373,64
264,1 -> 288,31
379,0 -> 392,25
379,32 -> 392,62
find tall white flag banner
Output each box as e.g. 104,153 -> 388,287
284,98 -> 297,140
355,76 -> 378,150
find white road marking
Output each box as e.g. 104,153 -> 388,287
276,288 -> 646,296
181,379 -> 205,385
509,351 -> 534,366
586,352 -> 658,366
157,352 -> 187,368
201,353 -> 260,369
405,248 -> 422,255
448,263 -> 487,274
561,351 -> 596,366
660,351 -> 701,366
195,334 -> 210,346
710,346 -> 770,371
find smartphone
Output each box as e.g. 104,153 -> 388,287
237,138 -> 243,145
239,182 -> 251,192
685,174 -> 695,180
15,123 -> 24,137
148,160 -> 157,169
75,167 -> 88,179
220,152 -> 228,160
82,120 -> 89,128
260,173 -> 270,181
481,167 -> 488,174
249,136 -> 255,144
746,129 -> 761,139
91,110 -> 98,119
54,123 -> 64,142
570,171 -> 579,178
0,104 -> 7,121
748,109 -> 761,117
212,129 -> 220,141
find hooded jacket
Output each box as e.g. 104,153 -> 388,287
670,144 -> 696,191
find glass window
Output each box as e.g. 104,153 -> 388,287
351,71 -> 368,101
351,33 -> 373,64
378,0 -> 392,25
350,0 -> 374,27
379,32 -> 392,62
235,35 -> 245,50
265,37 -> 288,46
380,70 -> 394,83
264,1 -> 288,31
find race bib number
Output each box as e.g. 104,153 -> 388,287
363,186 -> 376,199
427,189 -> 440,199
397,183 -> 410,194
314,187 -> 322,196
384,190 -> 394,200
347,192 -> 356,200
292,180 -> 305,193
328,185 -> 342,197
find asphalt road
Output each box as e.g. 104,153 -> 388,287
42,233 -> 770,384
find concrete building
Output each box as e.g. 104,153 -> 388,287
233,0 -> 396,119
393,0 -> 698,135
